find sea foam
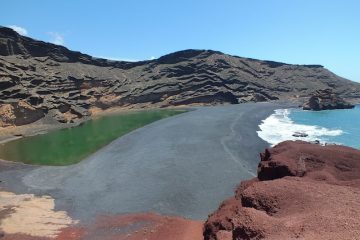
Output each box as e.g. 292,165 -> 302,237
257,109 -> 343,146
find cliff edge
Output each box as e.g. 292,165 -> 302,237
204,141 -> 360,240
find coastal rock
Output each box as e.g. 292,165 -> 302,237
204,141 -> 360,240
302,89 -> 355,111
1,26 -> 360,126
292,131 -> 308,137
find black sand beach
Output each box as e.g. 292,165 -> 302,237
0,102 -> 283,222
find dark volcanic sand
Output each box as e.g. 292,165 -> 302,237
0,103 -> 282,222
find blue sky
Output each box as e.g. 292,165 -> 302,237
1,0 -> 359,82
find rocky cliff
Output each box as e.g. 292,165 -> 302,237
303,88 -> 355,110
203,141 -> 360,240
1,26 -> 360,126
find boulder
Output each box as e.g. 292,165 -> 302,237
303,89 -> 354,111
292,131 -> 308,137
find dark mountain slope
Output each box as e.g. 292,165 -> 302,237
1,26 -> 359,126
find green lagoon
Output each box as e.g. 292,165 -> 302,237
0,109 -> 185,166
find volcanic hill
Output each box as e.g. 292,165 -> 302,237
1,26 -> 360,126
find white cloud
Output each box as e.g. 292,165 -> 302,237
48,32 -> 65,45
95,56 -> 139,62
7,25 -> 28,36
95,56 -> 157,62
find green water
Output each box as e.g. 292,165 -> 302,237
0,109 -> 186,166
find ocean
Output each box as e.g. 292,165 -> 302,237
257,105 -> 360,149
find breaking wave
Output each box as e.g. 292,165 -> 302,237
257,109 -> 343,146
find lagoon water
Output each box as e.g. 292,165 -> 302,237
258,105 -> 360,149
0,109 -> 185,165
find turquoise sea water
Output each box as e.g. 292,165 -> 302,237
257,105 -> 360,149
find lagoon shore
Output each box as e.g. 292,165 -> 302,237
0,102 -> 289,239
0,105 -> 189,144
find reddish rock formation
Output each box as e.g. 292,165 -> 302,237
204,141 -> 360,240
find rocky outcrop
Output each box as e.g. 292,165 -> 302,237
303,89 -> 355,110
292,131 -> 308,137
0,101 -> 44,127
1,26 -> 360,126
204,141 -> 360,240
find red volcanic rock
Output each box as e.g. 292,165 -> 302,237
204,141 -> 360,240
258,141 -> 360,184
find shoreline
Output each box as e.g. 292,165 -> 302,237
0,102 -> 288,239
0,100 -> 291,145
0,99 -> 298,145
0,105 -> 192,145
257,105 -> 360,149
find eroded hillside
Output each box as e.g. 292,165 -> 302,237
1,26 -> 359,126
